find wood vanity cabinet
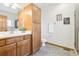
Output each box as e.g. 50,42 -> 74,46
0,35 -> 32,56
32,4 -> 41,53
4,43 -> 16,56
0,43 -> 16,56
32,4 -> 41,23
18,3 -> 41,53
32,23 -> 41,53
0,40 -> 5,47
17,40 -> 28,56
25,35 -> 32,54
6,36 -> 24,45
17,35 -> 31,56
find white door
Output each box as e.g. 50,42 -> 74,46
75,8 -> 79,52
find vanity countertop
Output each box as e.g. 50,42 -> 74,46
0,31 -> 32,39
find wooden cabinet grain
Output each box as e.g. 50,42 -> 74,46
6,36 -> 24,45
32,4 -> 41,53
0,43 -> 16,56
0,15 -> 7,31
0,35 -> 31,56
17,40 -> 27,56
0,46 -> 6,56
32,4 -> 41,23
25,35 -> 32,54
0,40 -> 5,47
5,43 -> 16,56
32,23 -> 41,53
17,39 -> 31,56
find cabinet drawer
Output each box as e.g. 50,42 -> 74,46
6,37 -> 24,44
25,35 -> 31,40
0,40 -> 5,47
15,36 -> 24,42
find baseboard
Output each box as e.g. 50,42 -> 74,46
46,42 -> 75,51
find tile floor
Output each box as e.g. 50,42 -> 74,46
32,43 -> 77,56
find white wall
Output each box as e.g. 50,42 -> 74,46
37,3 -> 76,49
48,4 -> 75,49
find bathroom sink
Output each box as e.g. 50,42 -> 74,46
0,31 -> 31,35
0,31 -> 31,39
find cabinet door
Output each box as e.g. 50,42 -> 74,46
0,16 -> 7,31
32,4 -> 41,23
32,23 -> 41,53
2,16 -> 7,29
5,43 -> 16,56
0,16 -> 3,30
25,35 -> 32,54
0,43 -> 16,56
0,15 -> 3,23
0,46 -> 6,56
0,40 -> 5,47
17,40 -> 30,56
27,37 -> 31,54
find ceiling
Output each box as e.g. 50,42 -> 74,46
0,3 -> 69,15
0,3 -> 27,14
0,3 -> 61,14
